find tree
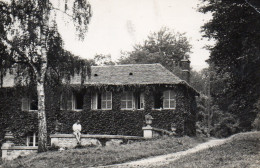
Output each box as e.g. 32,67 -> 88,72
200,0 -> 260,133
0,0 -> 92,152
118,27 -> 192,76
94,54 -> 115,66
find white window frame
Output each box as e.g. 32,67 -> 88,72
163,90 -> 176,109
121,92 -> 135,110
139,93 -> 145,110
91,93 -> 98,110
21,95 -> 38,112
101,92 -> 112,110
72,92 -> 84,111
91,92 -> 112,110
26,133 -> 38,147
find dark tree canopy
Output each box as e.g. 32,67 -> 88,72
200,0 -> 260,134
0,0 -> 92,152
118,27 -> 191,77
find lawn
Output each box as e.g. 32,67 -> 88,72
1,136 -> 206,168
148,132 -> 260,168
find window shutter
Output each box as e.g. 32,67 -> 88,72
21,97 -> 29,111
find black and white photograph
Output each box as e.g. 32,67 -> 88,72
0,0 -> 259,167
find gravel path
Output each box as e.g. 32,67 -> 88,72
96,134 -> 238,168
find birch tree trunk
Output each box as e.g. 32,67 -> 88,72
37,5 -> 49,153
37,79 -> 47,152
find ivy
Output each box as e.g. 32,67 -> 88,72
0,84 -> 197,146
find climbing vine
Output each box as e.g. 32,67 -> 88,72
0,84 -> 196,146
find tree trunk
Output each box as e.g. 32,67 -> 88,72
37,80 -> 47,152
37,5 -> 49,153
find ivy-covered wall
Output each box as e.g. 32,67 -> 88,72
0,84 -> 197,146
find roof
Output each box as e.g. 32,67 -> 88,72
1,64 -> 199,95
70,64 -> 183,85
70,64 -> 199,94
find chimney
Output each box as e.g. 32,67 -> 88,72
180,55 -> 190,83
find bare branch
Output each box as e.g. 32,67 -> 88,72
51,7 -> 74,18
245,0 -> 260,14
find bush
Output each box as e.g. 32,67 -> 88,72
211,113 -> 239,138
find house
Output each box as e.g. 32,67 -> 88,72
0,60 -> 198,147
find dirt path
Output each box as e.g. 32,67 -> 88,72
97,134 -> 238,168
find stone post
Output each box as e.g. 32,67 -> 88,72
143,114 -> 154,138
2,129 -> 14,147
1,129 -> 15,160
142,125 -> 153,138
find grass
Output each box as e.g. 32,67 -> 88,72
1,136 -> 205,168
148,132 -> 260,168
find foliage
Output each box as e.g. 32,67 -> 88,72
0,0 -> 92,152
190,68 -> 210,95
118,27 -> 191,77
0,84 -> 197,147
2,136 -> 205,168
93,54 -> 115,66
210,109 -> 239,137
195,95 -> 209,137
200,0 -> 260,134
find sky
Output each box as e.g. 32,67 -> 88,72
57,0 -> 213,71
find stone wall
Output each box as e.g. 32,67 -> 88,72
1,146 -> 37,160
50,134 -> 144,148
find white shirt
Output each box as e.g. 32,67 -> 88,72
73,123 -> 82,132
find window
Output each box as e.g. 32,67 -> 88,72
60,91 -> 84,110
154,92 -> 163,109
91,92 -> 112,110
72,92 -> 84,110
26,133 -> 38,147
101,92 -> 112,109
121,92 -> 134,109
21,94 -> 38,111
163,90 -> 176,109
135,92 -> 144,110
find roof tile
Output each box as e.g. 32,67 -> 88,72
70,64 -> 184,85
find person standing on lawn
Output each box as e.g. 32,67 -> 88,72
73,120 -> 82,144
